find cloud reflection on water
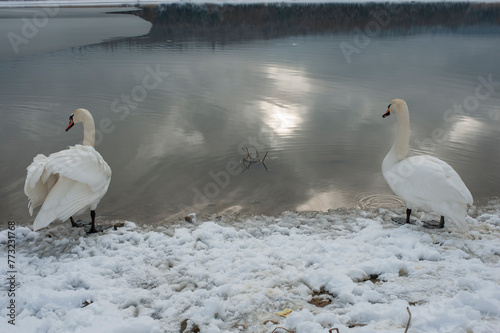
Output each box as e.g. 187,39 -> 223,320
258,65 -> 311,136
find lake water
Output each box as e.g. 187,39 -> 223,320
1,4 -> 500,227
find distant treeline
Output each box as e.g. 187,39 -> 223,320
132,2 -> 500,41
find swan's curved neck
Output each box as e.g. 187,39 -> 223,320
385,105 -> 410,166
81,112 -> 95,147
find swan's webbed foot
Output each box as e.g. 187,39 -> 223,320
70,217 -> 92,228
391,217 -> 416,225
391,217 -> 405,224
86,225 -> 111,234
423,221 -> 444,229
423,216 -> 445,229
392,208 -> 415,225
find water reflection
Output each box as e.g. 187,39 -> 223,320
449,117 -> 484,145
260,65 -> 311,136
297,189 -> 348,212
260,100 -> 303,136
0,5 -> 500,227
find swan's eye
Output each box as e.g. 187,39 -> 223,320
387,104 -> 392,109
69,115 -> 74,120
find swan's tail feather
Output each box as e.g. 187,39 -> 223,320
446,202 -> 470,232
28,201 -> 34,216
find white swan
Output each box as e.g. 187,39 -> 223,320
382,99 -> 473,230
24,108 -> 111,233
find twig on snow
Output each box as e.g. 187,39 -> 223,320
404,307 -> 412,333
271,327 -> 293,333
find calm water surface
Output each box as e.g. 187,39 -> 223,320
1,5 -> 500,227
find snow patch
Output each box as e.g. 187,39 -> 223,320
1,206 -> 500,332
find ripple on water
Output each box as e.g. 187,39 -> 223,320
356,194 -> 405,210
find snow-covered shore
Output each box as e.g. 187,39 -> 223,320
2,203 -> 500,332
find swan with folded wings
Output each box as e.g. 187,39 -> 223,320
382,99 -> 473,230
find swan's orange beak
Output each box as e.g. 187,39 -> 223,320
383,104 -> 391,118
66,116 -> 74,132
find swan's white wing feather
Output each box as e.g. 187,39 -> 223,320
44,145 -> 111,193
32,177 -> 105,231
386,155 -> 472,206
389,155 -> 473,205
25,145 -> 111,230
384,155 -> 473,230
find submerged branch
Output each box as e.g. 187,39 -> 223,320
240,147 -> 269,172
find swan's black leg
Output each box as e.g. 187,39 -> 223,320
70,216 -> 77,227
86,210 -> 111,234
392,208 -> 414,225
88,210 -> 98,234
423,215 -> 445,229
